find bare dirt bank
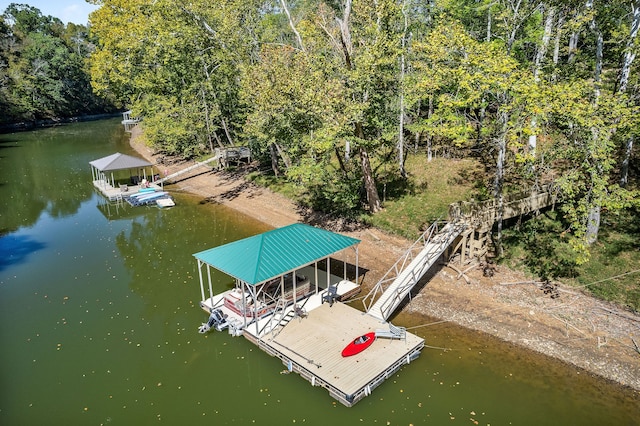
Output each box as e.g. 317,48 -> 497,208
129,130 -> 640,393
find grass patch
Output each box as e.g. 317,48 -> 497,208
569,211 -> 640,312
367,156 -> 482,239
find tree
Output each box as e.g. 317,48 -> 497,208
0,3 -> 109,123
549,82 -> 637,262
408,21 -> 546,255
618,1 -> 640,187
241,0 -> 405,213
89,0 -> 262,156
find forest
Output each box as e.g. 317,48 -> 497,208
0,4 -> 115,124
2,1 -> 640,307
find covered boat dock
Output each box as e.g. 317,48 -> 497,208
193,223 -> 425,406
89,152 -> 160,201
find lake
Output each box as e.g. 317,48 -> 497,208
0,119 -> 638,425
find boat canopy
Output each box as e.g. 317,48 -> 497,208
89,152 -> 152,172
193,223 -> 360,285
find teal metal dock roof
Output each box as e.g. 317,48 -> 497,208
193,223 -> 360,285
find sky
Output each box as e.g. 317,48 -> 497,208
0,1 -> 100,25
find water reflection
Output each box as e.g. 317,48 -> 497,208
0,120 -> 128,234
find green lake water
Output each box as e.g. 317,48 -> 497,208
0,119 -> 638,425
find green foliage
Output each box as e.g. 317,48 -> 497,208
0,4 -> 112,123
84,0 -> 640,308
502,210 -> 579,280
546,83 -> 639,261
134,94 -> 208,158
89,0 -> 262,153
504,207 -> 640,311
288,156 -> 362,215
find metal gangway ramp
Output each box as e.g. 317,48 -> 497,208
155,146 -> 251,185
363,221 -> 465,321
154,155 -> 220,185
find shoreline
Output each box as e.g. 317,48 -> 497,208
0,112 -> 121,133
128,128 -> 640,394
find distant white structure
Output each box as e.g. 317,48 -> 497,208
121,110 -> 140,132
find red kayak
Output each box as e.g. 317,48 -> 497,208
341,332 -> 376,357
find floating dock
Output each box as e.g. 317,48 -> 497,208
92,180 -> 174,207
199,279 -> 424,407
245,299 -> 424,407
193,223 -> 425,407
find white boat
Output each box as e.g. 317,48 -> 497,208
156,198 -> 175,208
127,191 -> 170,206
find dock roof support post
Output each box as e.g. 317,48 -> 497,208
355,245 -> 359,284
314,261 -> 318,294
280,276 -> 284,302
343,250 -> 346,281
326,256 -> 331,288
293,271 -> 297,304
252,282 -> 260,336
242,281 -> 250,331
197,259 -> 205,302
246,281 -> 260,335
206,263 -> 213,306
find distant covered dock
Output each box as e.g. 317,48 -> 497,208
89,152 -> 158,200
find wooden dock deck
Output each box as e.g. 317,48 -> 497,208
92,180 -> 162,201
244,301 -> 424,406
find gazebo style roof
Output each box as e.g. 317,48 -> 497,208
89,152 -> 152,172
193,223 -> 360,285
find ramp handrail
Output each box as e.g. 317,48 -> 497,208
155,155 -> 220,184
362,221 -> 441,313
363,220 -> 465,320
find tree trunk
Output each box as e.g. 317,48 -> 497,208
586,205 -> 600,245
486,6 -> 492,42
617,0 -> 640,94
334,145 -> 348,176
200,58 -> 224,149
212,128 -> 224,149
269,143 -> 280,177
493,110 -> 509,258
588,0 -> 603,99
594,31 -> 603,99
553,12 -> 564,66
617,1 -> 639,185
279,0 -> 305,51
221,117 -> 234,146
274,141 -> 292,170
533,6 -> 554,80
620,136 -> 633,187
426,0 -> 435,25
398,92 -> 406,177
398,0 -> 408,178
568,32 -> 578,63
427,96 -> 433,161
201,87 -> 214,153
359,145 -> 382,213
530,6 -> 555,159
338,0 -> 381,212
584,0 -> 604,244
